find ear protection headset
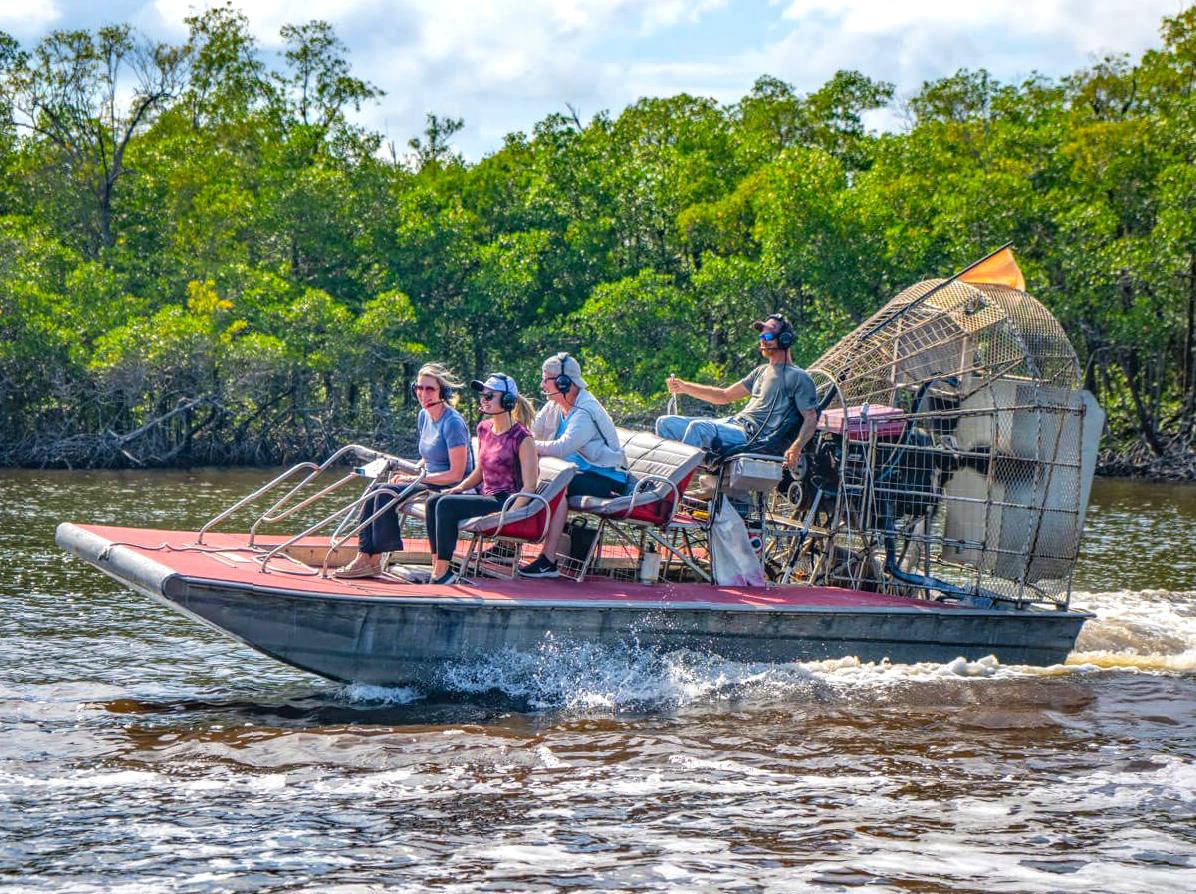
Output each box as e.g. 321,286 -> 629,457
766,313 -> 795,350
552,352 -> 575,395
493,373 -> 517,412
410,379 -> 451,403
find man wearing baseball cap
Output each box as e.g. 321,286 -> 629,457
519,352 -> 628,579
655,314 -> 818,469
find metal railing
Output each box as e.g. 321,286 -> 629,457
197,443 -> 419,547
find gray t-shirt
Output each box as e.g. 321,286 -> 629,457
733,363 -> 818,441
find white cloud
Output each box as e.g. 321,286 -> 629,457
0,0 -> 61,38
164,1 -> 716,151
779,0 -> 1174,55
753,0 -> 1179,118
8,0 -> 1185,157
638,0 -> 727,35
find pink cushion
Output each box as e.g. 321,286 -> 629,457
818,405 -> 905,441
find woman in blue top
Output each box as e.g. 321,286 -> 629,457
335,363 -> 473,579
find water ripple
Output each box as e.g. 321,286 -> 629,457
3,471 -> 1196,892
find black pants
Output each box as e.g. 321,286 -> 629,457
424,492 -> 507,561
358,482 -> 443,555
568,470 -> 625,499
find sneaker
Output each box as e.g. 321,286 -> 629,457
430,570 -> 458,585
518,555 -> 560,579
333,555 -> 383,579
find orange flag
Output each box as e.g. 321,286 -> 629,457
959,247 -> 1026,291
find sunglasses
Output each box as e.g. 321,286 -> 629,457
413,384 -> 438,392
478,391 -> 500,401
758,331 -> 779,342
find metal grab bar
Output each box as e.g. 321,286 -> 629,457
260,478 -> 419,575
318,470 -> 430,577
457,490 -> 551,579
196,442 -> 417,545
198,462 -> 319,544
610,473 -> 681,522
249,472 -> 359,545
488,491 -> 551,539
328,453 -> 423,542
248,444 -> 416,547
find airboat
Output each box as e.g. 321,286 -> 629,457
57,249 -> 1103,686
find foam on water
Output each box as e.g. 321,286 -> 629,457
425,586 -> 1196,710
1070,588 -> 1196,672
434,638 -> 1016,712
335,682 -> 424,706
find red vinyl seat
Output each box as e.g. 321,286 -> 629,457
454,457 -> 575,579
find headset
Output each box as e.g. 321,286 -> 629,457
489,373 -> 518,412
551,352 -> 576,395
546,354 -> 620,457
762,313 -> 795,351
410,378 -> 451,405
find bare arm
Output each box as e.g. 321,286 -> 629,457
422,445 -> 469,486
447,462 -> 484,494
510,437 -> 540,509
666,375 -> 749,405
784,408 -> 819,469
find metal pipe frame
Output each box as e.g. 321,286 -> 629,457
456,491 -> 551,580
318,470 -> 430,577
197,443 -> 419,545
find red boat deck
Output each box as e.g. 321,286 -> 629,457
77,524 -> 960,612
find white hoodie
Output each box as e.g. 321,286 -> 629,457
532,389 -> 627,472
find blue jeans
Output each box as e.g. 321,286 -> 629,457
655,415 -> 748,451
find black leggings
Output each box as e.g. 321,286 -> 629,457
358,482 -> 443,555
424,492 -> 508,561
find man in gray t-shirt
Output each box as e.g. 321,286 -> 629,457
655,314 -> 819,469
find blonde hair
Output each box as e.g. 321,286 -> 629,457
415,362 -> 464,408
511,394 -> 536,428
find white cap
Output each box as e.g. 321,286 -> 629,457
542,353 -> 587,390
469,374 -> 518,397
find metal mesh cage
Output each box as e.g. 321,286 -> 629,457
813,279 -> 1080,405
789,279 -> 1100,609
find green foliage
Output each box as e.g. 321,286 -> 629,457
2,6 -> 1196,467
574,271 -> 705,404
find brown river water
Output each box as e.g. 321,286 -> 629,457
1,470 -> 1194,892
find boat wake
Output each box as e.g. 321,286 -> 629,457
367,588 -> 1194,711
1068,588 -> 1196,673
424,642 -> 1001,713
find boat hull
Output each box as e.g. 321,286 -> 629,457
56,523 -> 1090,685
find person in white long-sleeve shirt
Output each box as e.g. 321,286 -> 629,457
519,352 -> 628,579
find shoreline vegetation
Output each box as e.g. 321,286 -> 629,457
3,5 -> 1196,481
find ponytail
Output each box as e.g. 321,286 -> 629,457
512,394 -> 536,428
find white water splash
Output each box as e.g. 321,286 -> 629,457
429,586 -> 1196,709
335,683 -> 424,705
1070,589 -> 1196,672
435,637 -> 1047,711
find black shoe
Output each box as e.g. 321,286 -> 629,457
519,555 -> 560,579
430,570 -> 458,585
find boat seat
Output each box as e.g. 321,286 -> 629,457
564,428 -> 705,582
568,428 -> 704,525
455,456 -> 576,578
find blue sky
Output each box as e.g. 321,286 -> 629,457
0,1 -> 1186,158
